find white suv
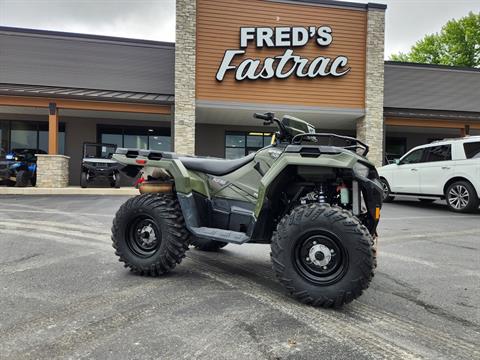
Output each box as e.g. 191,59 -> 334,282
378,136 -> 480,212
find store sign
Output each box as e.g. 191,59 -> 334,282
216,26 -> 350,82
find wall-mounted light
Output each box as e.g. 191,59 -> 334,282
49,103 -> 57,115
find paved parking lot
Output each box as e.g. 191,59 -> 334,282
0,195 -> 479,359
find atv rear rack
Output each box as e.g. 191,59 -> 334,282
291,133 -> 369,156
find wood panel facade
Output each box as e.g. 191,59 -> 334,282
196,0 -> 367,108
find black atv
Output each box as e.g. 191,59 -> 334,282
80,143 -> 123,188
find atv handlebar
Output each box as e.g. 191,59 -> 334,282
254,112 -> 290,142
253,112 -> 274,122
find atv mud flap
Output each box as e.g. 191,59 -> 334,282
352,177 -> 383,234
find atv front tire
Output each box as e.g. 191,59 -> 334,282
80,171 -> 88,188
112,172 -> 121,189
191,237 -> 228,251
15,170 -> 30,187
111,194 -> 190,275
271,204 -> 375,308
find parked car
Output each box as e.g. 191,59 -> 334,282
81,142 -> 123,188
0,148 -> 46,187
379,136 -> 480,212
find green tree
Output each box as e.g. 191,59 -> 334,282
390,12 -> 480,67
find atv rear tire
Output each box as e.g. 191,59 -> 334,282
15,170 -> 30,187
111,193 -> 190,275
191,237 -> 228,251
271,204 -> 375,308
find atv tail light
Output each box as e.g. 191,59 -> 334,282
375,207 -> 381,220
136,159 -> 147,165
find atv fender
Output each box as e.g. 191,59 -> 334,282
255,152 -> 358,216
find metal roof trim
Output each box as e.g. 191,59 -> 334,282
0,83 -> 175,105
0,26 -> 175,49
385,61 -> 480,73
267,0 -> 386,10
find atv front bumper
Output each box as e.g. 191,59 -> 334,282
0,162 -> 15,181
82,164 -> 122,176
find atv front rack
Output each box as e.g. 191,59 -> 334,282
291,133 -> 369,156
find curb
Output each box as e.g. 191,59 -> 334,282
0,187 -> 138,196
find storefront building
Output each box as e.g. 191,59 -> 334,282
0,0 -> 479,186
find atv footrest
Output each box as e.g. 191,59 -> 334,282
190,227 -> 250,244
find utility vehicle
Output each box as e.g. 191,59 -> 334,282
81,142 -> 123,188
0,148 -> 45,187
111,113 -> 383,307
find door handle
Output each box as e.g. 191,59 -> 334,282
442,166 -> 451,170
411,168 -> 418,171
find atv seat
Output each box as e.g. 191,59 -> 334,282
178,153 -> 255,176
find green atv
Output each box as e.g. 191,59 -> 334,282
111,112 -> 383,308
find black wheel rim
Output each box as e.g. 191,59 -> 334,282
293,232 -> 348,285
126,216 -> 161,258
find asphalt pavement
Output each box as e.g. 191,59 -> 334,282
0,195 -> 478,360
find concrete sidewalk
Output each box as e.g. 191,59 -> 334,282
0,186 -> 138,195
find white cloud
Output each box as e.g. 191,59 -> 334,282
1,0 -> 479,57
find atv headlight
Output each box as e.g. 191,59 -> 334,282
353,162 -> 370,178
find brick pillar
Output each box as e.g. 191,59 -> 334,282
175,0 -> 196,155
357,6 -> 386,167
36,155 -> 70,188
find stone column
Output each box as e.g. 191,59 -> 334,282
36,155 -> 70,188
175,0 -> 196,155
357,5 -> 386,167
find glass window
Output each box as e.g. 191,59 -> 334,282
124,134 -> 148,150
226,147 -> 245,160
423,145 -> 451,162
4,121 -> 65,154
264,133 -> 273,145
0,120 -> 8,152
226,134 -> 245,148
247,133 -> 264,147
11,121 -> 37,150
400,149 -> 425,164
149,136 -> 171,151
225,131 -> 273,159
38,123 -> 65,154
98,126 -> 171,152
102,133 -> 123,148
386,137 -> 407,163
464,142 -> 480,159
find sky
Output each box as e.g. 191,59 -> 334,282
0,0 -> 479,58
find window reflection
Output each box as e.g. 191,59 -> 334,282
225,131 -> 272,159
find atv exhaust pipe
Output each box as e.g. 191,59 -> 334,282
139,181 -> 173,194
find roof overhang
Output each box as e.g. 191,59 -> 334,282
0,83 -> 174,106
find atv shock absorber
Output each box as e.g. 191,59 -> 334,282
317,184 -> 327,204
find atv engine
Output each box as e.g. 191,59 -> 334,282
299,182 -> 351,208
